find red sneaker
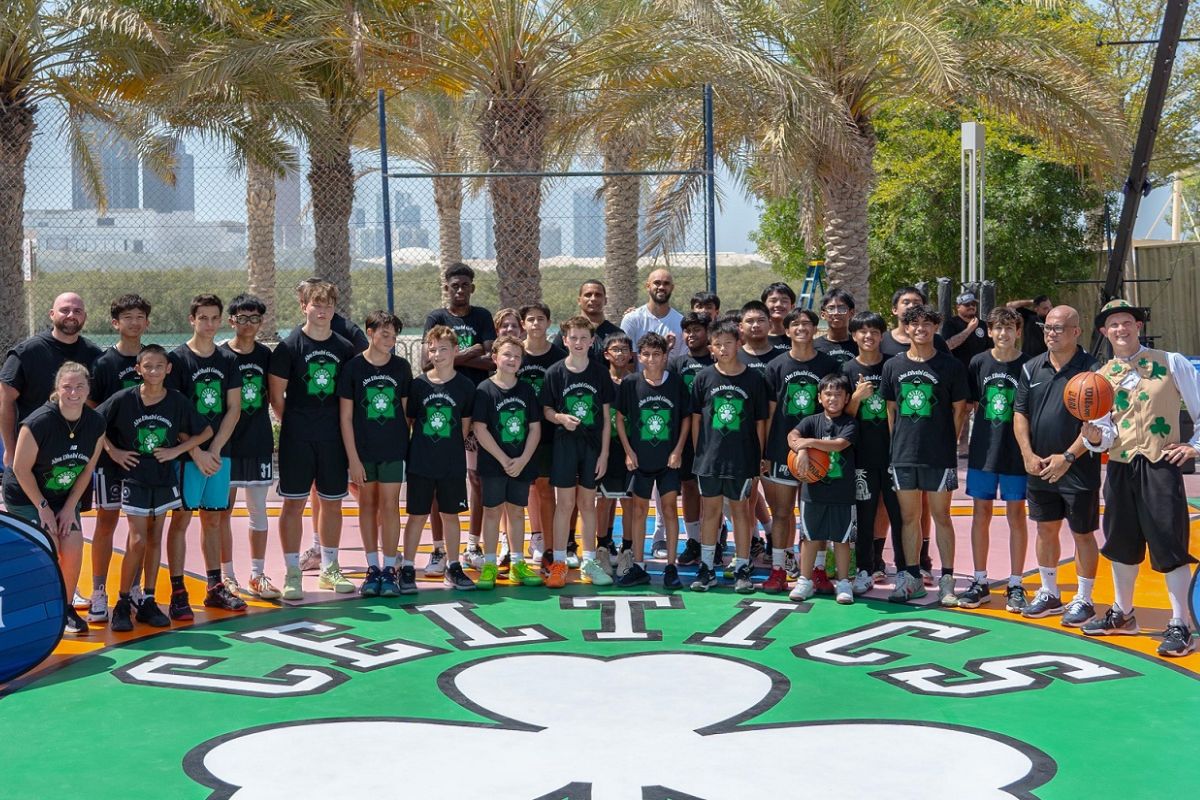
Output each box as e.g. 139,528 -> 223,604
761,567 -> 789,594
812,567 -> 835,595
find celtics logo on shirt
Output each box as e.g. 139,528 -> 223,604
365,387 -> 396,422
860,393 -> 887,422
681,371 -> 697,391
43,464 -> 84,491
824,450 -> 845,481
565,392 -> 596,425
899,382 -> 933,418
241,375 -> 264,414
305,361 -> 338,399
713,396 -> 743,431
983,385 -> 1014,423
786,382 -> 817,417
520,373 -> 545,396
640,408 -> 671,444
456,330 -> 474,351
423,404 -> 453,439
500,409 -> 526,444
195,379 -> 223,416
121,377 -> 141,389
136,425 -> 167,454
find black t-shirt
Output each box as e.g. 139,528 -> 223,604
517,343 -> 566,399
554,319 -> 623,364
942,316 -> 992,370
471,378 -> 541,480
1013,347 -> 1101,492
794,412 -> 857,505
736,346 -> 776,378
166,344 -> 242,457
539,358 -> 615,449
423,307 -> 497,385
880,330 -> 950,360
2,403 -> 105,511
332,313 -> 369,352
0,332 -> 103,422
881,351 -> 969,469
670,352 -> 714,395
967,351 -> 1028,475
90,347 -> 141,403
813,336 -> 859,365
97,387 -> 207,487
690,365 -> 769,480
220,341 -> 274,459
764,351 -> 839,464
268,328 -> 356,442
842,358 -> 891,469
1017,307 -> 1048,359
406,372 -> 475,480
336,353 -> 413,464
767,334 -> 791,359
617,370 -> 691,473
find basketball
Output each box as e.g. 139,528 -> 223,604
787,448 -> 830,483
1063,372 -> 1114,421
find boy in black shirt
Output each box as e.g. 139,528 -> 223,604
787,373 -> 859,604
671,312 -> 713,565
517,302 -> 565,564
472,336 -> 544,589
86,293 -> 150,623
98,346 -> 211,631
268,280 -> 357,600
761,282 -> 795,357
881,305 -> 970,605
338,311 -> 412,597
958,307 -> 1029,609
689,318 -> 769,593
541,316 -> 615,589
598,332 -> 634,576
616,332 -> 691,588
880,286 -> 951,359
814,288 -> 859,365
737,300 -> 777,376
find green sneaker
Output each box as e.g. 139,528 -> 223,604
319,562 -> 355,593
509,560 -> 544,586
282,566 -> 304,601
477,563 -> 499,591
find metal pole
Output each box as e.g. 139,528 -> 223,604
704,84 -> 717,293
378,88 -> 395,313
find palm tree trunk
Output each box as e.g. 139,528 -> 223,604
602,138 -> 640,320
0,98 -> 34,353
817,125 -> 876,306
308,121 -> 354,314
245,158 -> 278,340
433,174 -> 462,281
479,96 -> 545,307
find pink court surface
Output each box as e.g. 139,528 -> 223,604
2,472 -> 1199,799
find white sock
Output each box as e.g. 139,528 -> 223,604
321,546 -> 337,569
974,570 -> 987,584
1008,574 -> 1022,587
310,530 -> 320,549
251,558 -> 265,578
468,534 -> 480,548
221,561 -> 235,579
284,552 -> 300,569
1038,566 -> 1058,596
733,557 -> 748,570
701,545 -> 715,568
554,549 -> 567,562
401,558 -> 414,568
1111,561 -> 1139,615
772,549 -> 785,568
365,551 -> 380,570
583,550 -> 595,562
433,541 -> 445,553
512,552 -> 525,563
485,553 -> 497,565
684,520 -> 700,539
1165,565 -> 1192,621
1076,575 -> 1094,603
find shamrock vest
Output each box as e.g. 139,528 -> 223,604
1100,349 -> 1180,464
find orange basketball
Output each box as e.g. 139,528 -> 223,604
787,448 -> 830,483
1063,371 -> 1114,421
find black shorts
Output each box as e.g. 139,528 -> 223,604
277,437 -> 348,500
762,460 -> 798,487
408,474 -> 468,517
93,462 -> 123,511
1026,486 -> 1099,534
550,435 -> 600,490
799,501 -> 857,544
891,466 -> 958,493
599,457 -> 629,499
230,455 -> 274,487
697,475 -> 754,502
1101,457 -> 1196,572
531,441 -> 553,479
480,474 -> 531,508
627,467 -> 681,500
122,481 -> 182,517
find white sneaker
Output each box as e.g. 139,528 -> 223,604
424,549 -> 447,577
852,570 -> 874,595
72,591 -> 90,610
938,573 -> 959,607
87,587 -> 109,622
835,579 -> 854,604
595,548 -> 616,577
565,549 -> 581,569
615,549 -> 634,578
581,558 -> 614,586
528,533 -> 545,560
789,576 -> 815,601
299,546 -> 322,571
129,585 -> 146,609
464,546 -> 486,570
223,575 -> 244,597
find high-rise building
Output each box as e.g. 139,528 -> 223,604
572,189 -> 604,258
541,223 -> 562,258
461,221 -> 476,259
142,139 -> 194,213
275,171 -> 303,250
72,121 -> 139,210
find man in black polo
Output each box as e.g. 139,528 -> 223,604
1013,305 -> 1101,626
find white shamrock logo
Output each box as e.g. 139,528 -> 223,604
315,370 -> 330,387
430,412 -> 446,430
905,389 -> 925,410
192,653 -> 1042,799
373,395 -> 389,412
506,417 -> 522,435
991,395 -> 1007,415
571,401 -> 588,418
647,415 -> 663,435
717,404 -> 735,423
867,396 -> 884,412
201,388 -> 218,408
56,472 -> 73,486
243,384 -> 258,401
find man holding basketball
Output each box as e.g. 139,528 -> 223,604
1080,300 -> 1199,657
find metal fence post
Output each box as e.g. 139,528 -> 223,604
704,84 -> 717,294
378,88 -> 395,313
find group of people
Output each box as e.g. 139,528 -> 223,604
1,265 -> 1195,658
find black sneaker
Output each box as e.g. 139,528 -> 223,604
443,563 -> 476,591
1158,623 -> 1196,657
1004,585 -> 1028,614
1021,590 -> 1063,618
360,565 -> 383,597
677,539 -> 702,566
498,552 -> 511,574
690,563 -> 718,592
135,598 -> 171,628
111,597 -> 134,632
379,566 -> 401,598
64,608 -> 89,636
168,589 -> 194,621
734,562 -> 755,594
398,564 -> 418,595
204,582 -> 248,612
956,581 -> 991,609
1061,597 -> 1096,628
617,563 -> 651,587
1082,606 -> 1139,636
662,564 -> 682,590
